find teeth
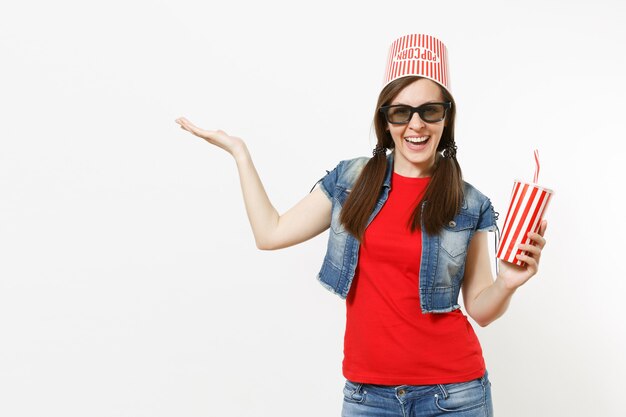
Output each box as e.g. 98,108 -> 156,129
405,136 -> 429,143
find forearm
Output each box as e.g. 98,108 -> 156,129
232,145 -> 280,249
469,275 -> 518,327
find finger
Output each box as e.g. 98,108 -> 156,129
178,118 -> 194,129
177,122 -> 192,132
516,253 -> 538,273
175,118 -> 189,129
185,121 -> 217,137
527,231 -> 547,248
518,243 -> 541,256
177,118 -> 198,130
538,219 -> 548,236
181,121 -> 204,135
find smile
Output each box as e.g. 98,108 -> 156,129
404,136 -> 430,144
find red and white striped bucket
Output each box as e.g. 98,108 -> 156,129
382,34 -> 451,93
496,180 -> 554,266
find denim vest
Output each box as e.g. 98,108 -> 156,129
312,152 -> 498,314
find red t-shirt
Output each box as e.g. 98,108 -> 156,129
342,171 -> 486,385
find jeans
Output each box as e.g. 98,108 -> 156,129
341,370 -> 493,417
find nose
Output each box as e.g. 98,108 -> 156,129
408,111 -> 426,129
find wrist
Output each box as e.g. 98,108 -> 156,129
232,143 -> 250,163
495,274 -> 518,295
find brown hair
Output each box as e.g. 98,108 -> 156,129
339,76 -> 464,241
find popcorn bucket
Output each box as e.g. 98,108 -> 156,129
381,33 -> 451,94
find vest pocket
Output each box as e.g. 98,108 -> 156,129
440,214 -> 475,259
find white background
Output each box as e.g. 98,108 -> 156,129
1,1 -> 624,416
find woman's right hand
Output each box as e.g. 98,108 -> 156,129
174,116 -> 331,250
175,117 -> 246,158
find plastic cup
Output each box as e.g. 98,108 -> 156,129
496,180 -> 554,266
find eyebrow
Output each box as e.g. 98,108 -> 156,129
389,100 -> 441,106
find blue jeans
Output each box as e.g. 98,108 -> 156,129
341,370 -> 493,417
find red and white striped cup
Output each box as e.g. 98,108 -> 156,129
496,180 -> 554,266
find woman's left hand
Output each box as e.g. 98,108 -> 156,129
497,219 -> 548,290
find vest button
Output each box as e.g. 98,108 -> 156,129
448,220 -> 456,227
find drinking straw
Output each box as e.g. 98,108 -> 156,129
533,149 -> 540,184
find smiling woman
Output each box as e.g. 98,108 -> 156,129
340,74 -> 461,239
175,32 -> 548,417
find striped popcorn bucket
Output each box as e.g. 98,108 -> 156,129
496,180 -> 554,266
381,33 -> 451,94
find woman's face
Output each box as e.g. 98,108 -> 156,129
386,78 -> 448,178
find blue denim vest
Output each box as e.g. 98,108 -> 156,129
313,152 -> 498,314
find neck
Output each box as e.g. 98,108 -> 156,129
392,151 -> 435,178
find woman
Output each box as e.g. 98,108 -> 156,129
175,33 -> 547,417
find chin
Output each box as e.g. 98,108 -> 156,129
407,153 -> 437,166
